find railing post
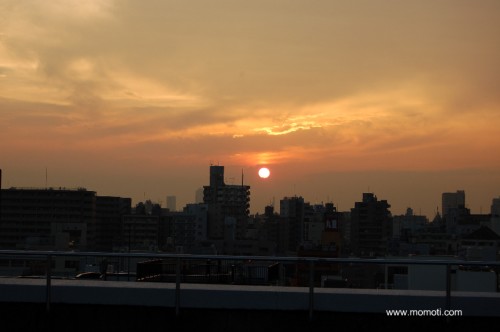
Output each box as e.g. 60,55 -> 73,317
175,257 -> 181,317
308,260 -> 314,321
384,264 -> 388,289
446,263 -> 451,310
46,254 -> 52,313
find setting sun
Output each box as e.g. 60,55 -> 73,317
258,167 -> 270,179
1,1 -> 500,217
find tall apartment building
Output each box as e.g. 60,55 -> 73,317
491,197 -> 500,218
442,190 -> 466,217
0,187 -> 131,251
350,193 -> 392,257
95,196 -> 132,252
159,203 -> 208,253
442,191 -> 476,235
0,187 -> 96,250
195,187 -> 204,204
491,197 -> 500,236
122,213 -> 159,252
203,165 -> 250,240
166,195 -> 177,212
279,196 -> 306,253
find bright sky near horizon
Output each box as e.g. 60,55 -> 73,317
1,0 -> 500,218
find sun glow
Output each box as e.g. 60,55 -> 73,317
258,167 -> 270,179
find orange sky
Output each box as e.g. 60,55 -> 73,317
1,0 -> 500,217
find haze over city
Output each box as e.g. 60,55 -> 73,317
1,0 -> 500,218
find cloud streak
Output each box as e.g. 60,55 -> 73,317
1,0 -> 500,215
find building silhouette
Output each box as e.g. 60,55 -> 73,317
491,197 -> 500,235
350,193 -> 392,257
442,190 -> 466,218
203,165 -> 250,240
392,208 -> 428,240
166,195 -> 177,212
122,213 -> 159,252
95,196 -> 132,252
0,187 -> 96,250
195,187 -> 204,204
0,187 -> 131,252
159,203 -> 208,253
279,196 -> 306,253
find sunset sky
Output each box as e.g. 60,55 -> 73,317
1,0 -> 500,218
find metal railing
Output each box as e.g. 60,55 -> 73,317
1,250 -> 499,320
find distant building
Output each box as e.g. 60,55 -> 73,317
442,205 -> 487,237
122,214 -> 159,252
393,208 -> 428,239
251,205 -> 282,253
195,187 -> 204,204
159,203 -> 208,253
459,226 -> 500,261
203,165 -> 250,240
0,187 -> 97,250
350,193 -> 392,257
409,226 -> 455,256
491,197 -> 500,236
321,202 -> 343,254
95,196 -> 132,252
442,190 -> 465,218
279,196 -> 306,253
0,186 -> 134,252
492,197 -> 500,218
166,195 -> 177,212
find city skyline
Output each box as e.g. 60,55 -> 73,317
1,166 -> 498,220
1,1 -> 500,218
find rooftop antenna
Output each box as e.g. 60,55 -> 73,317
241,168 -> 244,186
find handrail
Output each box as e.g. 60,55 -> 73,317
1,250 -> 499,320
1,250 -> 499,266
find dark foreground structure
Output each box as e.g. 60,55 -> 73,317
1,278 -> 500,332
2,303 -> 500,332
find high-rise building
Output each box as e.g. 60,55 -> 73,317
491,197 -> 500,218
95,196 -> 132,252
442,190 -> 466,217
490,197 -> 500,236
195,187 -> 204,204
122,213 -> 159,252
0,187 -> 132,251
279,196 -> 305,253
203,165 -> 250,240
166,195 -> 177,212
0,187 -> 96,250
350,193 -> 392,257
